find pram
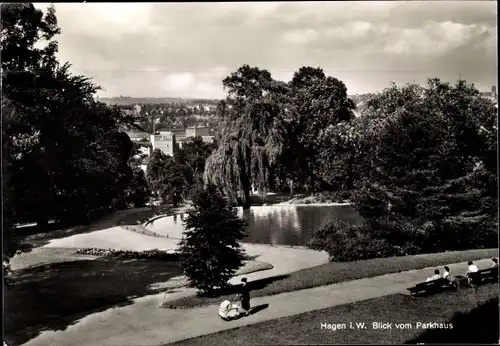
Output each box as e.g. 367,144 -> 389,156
218,295 -> 242,321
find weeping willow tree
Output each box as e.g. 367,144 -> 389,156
204,65 -> 289,208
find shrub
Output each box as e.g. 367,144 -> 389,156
178,184 -> 247,295
308,219 -> 421,262
319,190 -> 353,202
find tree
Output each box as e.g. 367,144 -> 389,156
124,169 -> 151,208
146,149 -> 193,206
175,136 -> 216,184
285,67 -> 356,193
2,3 -> 62,276
146,149 -> 171,201
204,65 -> 289,208
2,97 -> 33,281
314,121 -> 359,194
124,142 -> 151,207
352,79 -> 498,254
2,4 -> 138,275
178,184 -> 247,295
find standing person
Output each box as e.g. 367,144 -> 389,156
239,278 -> 251,316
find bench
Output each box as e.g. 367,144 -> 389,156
407,278 -> 458,297
468,268 -> 499,287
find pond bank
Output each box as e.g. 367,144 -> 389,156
143,203 -> 359,247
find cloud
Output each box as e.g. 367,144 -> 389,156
383,21 -> 490,56
33,2 -> 497,97
283,28 -> 319,44
163,73 -> 195,91
329,21 -> 375,39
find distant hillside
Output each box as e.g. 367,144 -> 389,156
98,94 -> 373,111
97,97 -> 219,106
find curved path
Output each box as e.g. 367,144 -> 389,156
22,258 -> 494,346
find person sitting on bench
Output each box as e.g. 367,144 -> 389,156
490,258 -> 498,268
442,266 -> 457,285
466,261 -> 479,285
426,269 -> 441,282
442,266 -> 452,280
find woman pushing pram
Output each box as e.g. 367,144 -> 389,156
238,278 -> 251,316
218,278 -> 251,321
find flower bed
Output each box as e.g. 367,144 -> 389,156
75,248 -> 183,261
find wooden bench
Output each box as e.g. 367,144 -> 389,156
407,278 -> 458,297
468,268 -> 499,288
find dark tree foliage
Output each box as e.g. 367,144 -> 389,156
310,79 -> 498,261
286,67 -> 356,193
124,142 -> 151,208
315,122 -> 359,194
123,169 -> 151,208
146,149 -> 193,206
205,65 -> 289,207
204,65 -> 356,205
178,185 -> 247,295
2,4 -> 138,275
175,136 -> 217,184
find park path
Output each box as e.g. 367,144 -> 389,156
22,258 -> 494,346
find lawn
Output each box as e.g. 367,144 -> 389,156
164,248 -> 498,309
4,257 -> 183,346
170,283 -> 499,345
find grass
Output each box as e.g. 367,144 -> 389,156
164,248 -> 498,309
4,257 -> 183,346
238,260 -> 273,275
170,283 -> 499,345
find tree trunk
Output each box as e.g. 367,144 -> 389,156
289,179 -> 294,198
242,187 -> 251,209
346,157 -> 354,191
240,171 -> 252,210
309,176 -> 316,195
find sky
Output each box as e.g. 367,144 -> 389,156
35,1 -> 497,99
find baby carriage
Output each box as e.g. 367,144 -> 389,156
218,295 -> 242,321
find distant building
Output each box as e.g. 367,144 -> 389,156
139,156 -> 149,174
200,135 -> 215,143
151,132 -> 177,157
119,105 -> 135,117
186,125 -> 210,137
136,146 -> 150,157
160,127 -> 186,142
133,104 -> 141,115
151,126 -> 215,152
126,130 -> 150,142
481,86 -> 498,102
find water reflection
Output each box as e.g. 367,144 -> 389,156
172,214 -> 184,223
146,204 -> 362,246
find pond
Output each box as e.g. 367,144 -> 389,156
145,204 -> 362,247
